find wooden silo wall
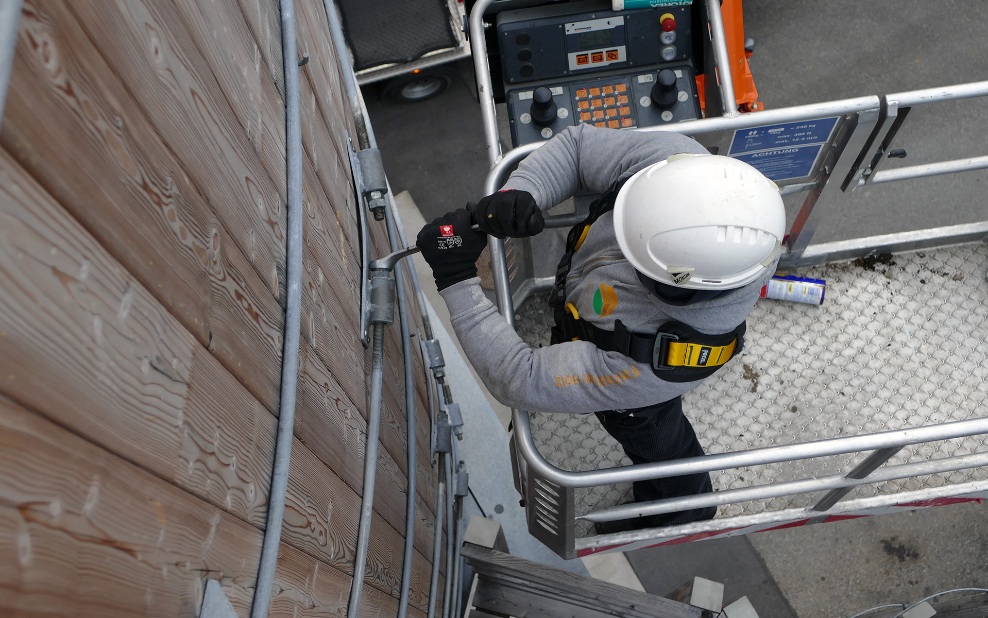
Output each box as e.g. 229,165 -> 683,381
0,0 -> 442,615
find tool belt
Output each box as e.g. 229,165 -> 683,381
547,177 -> 744,382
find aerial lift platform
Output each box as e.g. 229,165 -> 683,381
466,0 -> 988,559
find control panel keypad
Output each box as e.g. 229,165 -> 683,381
573,80 -> 637,129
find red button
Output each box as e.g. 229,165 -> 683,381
661,16 -> 677,32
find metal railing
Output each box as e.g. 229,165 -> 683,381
469,0 -> 988,559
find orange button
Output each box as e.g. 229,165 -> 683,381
615,83 -> 627,92
576,54 -> 590,66
606,49 -> 620,61
620,106 -> 631,116
606,108 -> 618,118
592,110 -> 605,120
576,88 -> 588,98
604,97 -> 616,106
594,121 -> 607,128
602,85 -> 614,95
591,98 -> 603,108
589,87 -> 601,97
577,100 -> 590,110
591,52 -> 604,63
608,119 -> 620,129
580,112 -> 592,122
617,94 -> 629,104
621,118 -> 634,128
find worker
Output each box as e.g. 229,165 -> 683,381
416,125 -> 785,532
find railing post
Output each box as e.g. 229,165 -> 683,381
526,468 -> 577,560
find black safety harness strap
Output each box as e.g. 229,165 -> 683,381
549,178 -> 627,331
547,177 -> 744,382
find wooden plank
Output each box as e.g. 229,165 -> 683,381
0,150 -> 441,603
234,0 -> 285,99
64,0 -> 289,300
295,0 -> 359,171
297,343 -> 441,551
0,397 -> 431,617
174,0 -> 289,216
6,2 -> 441,524
6,1 -> 285,413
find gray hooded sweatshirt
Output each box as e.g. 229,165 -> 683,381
440,124 -> 777,414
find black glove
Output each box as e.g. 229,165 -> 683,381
468,190 -> 545,239
416,208 -> 488,291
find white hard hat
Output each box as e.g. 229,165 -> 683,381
613,154 -> 785,291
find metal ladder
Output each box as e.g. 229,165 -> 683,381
468,0 -> 988,559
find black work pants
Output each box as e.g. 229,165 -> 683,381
595,396 -> 715,526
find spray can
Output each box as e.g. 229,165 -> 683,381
612,0 -> 686,9
760,274 -> 826,305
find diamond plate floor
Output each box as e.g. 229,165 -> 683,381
513,244 -> 988,537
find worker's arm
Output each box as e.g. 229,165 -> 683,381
501,125 -> 708,208
439,278 -> 702,414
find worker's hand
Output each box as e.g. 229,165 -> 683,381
469,190 -> 545,239
416,208 -> 488,291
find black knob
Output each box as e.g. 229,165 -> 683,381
530,86 -> 557,127
651,69 -> 678,110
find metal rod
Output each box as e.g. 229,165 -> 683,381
641,95 -> 881,136
866,155 -> 988,185
581,451 -> 988,522
251,1 -> 304,615
0,0 -> 22,133
326,5 -> 442,615
450,440 -> 465,618
704,0 -> 737,117
347,324 -> 386,617
784,221 -> 988,268
887,80 -> 988,107
442,453 -> 455,618
469,0 -> 501,168
514,414 -> 988,488
811,446 -> 903,512
427,463 -> 446,618
577,479 -> 988,551
384,224 -> 419,618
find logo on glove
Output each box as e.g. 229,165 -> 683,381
436,224 -> 463,250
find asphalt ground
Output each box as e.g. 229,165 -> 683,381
362,2 -> 988,615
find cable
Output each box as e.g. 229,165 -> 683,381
346,323 -> 387,617
250,0 -> 304,615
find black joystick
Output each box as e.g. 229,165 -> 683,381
651,69 -> 678,110
530,86 -> 557,127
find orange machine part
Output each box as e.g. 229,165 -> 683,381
696,0 -> 762,115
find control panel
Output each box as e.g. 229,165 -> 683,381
496,0 -> 700,146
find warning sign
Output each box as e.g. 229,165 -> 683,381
728,117 -> 839,181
